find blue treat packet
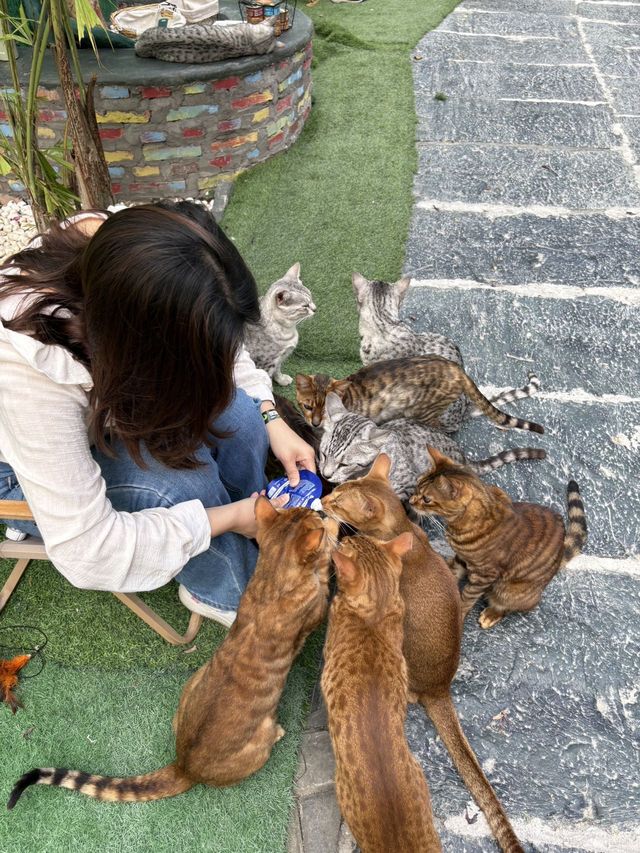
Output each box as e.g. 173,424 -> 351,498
267,470 -> 323,510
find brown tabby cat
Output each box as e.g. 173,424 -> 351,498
322,532 -> 442,853
8,501 -> 336,809
322,455 -> 523,853
295,356 -> 544,434
410,447 -> 588,628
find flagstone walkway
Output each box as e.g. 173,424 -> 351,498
289,1 -> 640,851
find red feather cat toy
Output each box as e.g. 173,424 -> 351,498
0,654 -> 31,713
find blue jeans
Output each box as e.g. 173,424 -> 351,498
0,389 -> 269,611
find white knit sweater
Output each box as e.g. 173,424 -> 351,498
0,218 -> 273,594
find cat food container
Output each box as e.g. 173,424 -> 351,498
267,470 -> 323,511
245,3 -> 265,23
156,1 -> 177,28
263,2 -> 281,18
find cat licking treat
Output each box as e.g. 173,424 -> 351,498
8,502 -> 336,808
296,355 -> 544,434
322,532 -> 442,852
322,455 -> 523,852
245,263 -> 316,386
410,447 -> 588,627
318,393 -> 545,499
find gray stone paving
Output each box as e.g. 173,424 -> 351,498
289,1 -> 640,851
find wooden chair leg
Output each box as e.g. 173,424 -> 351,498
0,557 -> 30,613
113,592 -> 203,646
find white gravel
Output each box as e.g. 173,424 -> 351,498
0,196 -> 221,263
0,199 -> 37,261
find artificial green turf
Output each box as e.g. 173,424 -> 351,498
224,0 -> 461,380
0,1 -> 460,849
0,656 -> 317,852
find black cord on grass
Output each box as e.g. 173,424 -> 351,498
0,625 -> 48,678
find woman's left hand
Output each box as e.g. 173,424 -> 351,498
266,417 -> 316,486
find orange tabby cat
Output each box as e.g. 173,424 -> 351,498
322,532 -> 442,853
410,447 -> 587,628
8,501 -> 336,808
322,455 -> 523,853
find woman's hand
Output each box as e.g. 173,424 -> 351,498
206,492 -> 288,540
265,416 -> 316,486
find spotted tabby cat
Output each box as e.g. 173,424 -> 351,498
410,448 -> 587,628
318,394 -> 545,500
244,263 -> 316,386
351,273 -> 542,431
295,357 -> 543,434
297,371 -> 540,430
135,21 -> 276,64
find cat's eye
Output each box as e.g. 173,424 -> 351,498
303,404 -> 313,411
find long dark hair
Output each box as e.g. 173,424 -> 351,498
0,203 -> 261,468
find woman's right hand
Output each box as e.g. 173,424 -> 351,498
206,492 -> 288,540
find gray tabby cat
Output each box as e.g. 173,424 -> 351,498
351,272 -> 541,429
245,263 -> 316,386
318,394 -> 545,501
135,21 -> 275,64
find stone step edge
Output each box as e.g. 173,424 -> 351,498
409,277 -> 640,306
416,199 -> 640,219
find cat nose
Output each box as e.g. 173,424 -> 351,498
309,303 -> 316,312
312,415 -> 322,427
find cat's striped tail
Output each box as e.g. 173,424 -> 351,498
469,373 -> 541,418
7,763 -> 192,809
422,694 -> 524,853
461,372 -> 544,433
466,448 -> 546,475
562,481 -> 587,566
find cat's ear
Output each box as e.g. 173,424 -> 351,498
351,272 -> 369,306
426,445 -> 453,470
329,379 -> 350,397
325,392 -> 348,421
331,549 -> 358,587
296,373 -> 314,393
395,275 -> 412,304
382,531 -> 414,560
299,527 -> 325,557
255,496 -> 279,526
285,262 -> 301,281
275,289 -> 288,305
367,452 -> 391,481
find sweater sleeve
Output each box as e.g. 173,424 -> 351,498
233,345 -> 274,403
0,346 -> 211,592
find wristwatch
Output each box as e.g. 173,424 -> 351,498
261,408 -> 281,425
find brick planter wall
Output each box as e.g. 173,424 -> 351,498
0,5 -> 313,202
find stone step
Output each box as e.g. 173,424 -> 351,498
415,144 -> 640,208
405,209 -> 640,287
402,282 -> 639,396
414,31 -> 601,69
605,75 -> 640,116
444,9 -> 580,38
417,99 -> 618,148
406,569 -> 640,845
464,0 -> 577,13
577,1 -> 640,26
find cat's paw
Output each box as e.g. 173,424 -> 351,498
275,374 -> 293,386
479,608 -> 504,630
275,725 -> 286,742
